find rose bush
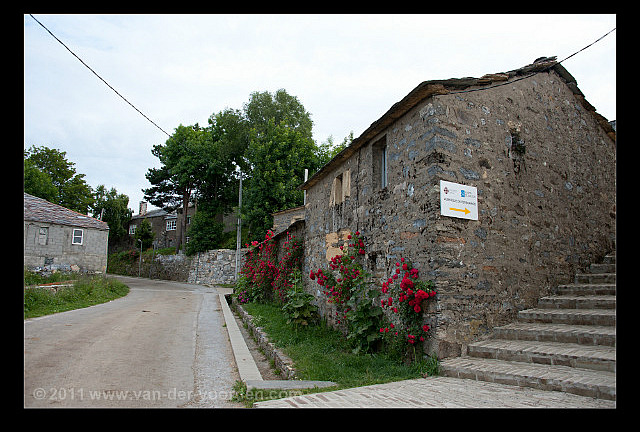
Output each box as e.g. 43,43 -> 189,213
310,231 -> 383,353
237,230 -> 303,304
379,257 -> 436,359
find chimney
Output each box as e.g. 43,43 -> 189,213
139,201 -> 147,216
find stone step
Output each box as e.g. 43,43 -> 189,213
494,322 -> 616,347
553,283 -> 616,296
440,357 -> 616,400
589,263 -> 616,274
538,295 -> 616,309
518,308 -> 616,326
468,339 -> 616,372
603,253 -> 616,264
575,273 -> 616,284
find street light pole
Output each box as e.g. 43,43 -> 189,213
235,173 -> 243,281
138,239 -> 143,277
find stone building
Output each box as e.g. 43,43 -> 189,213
300,57 -> 616,358
24,192 -> 109,274
272,205 -> 305,236
128,201 -> 196,250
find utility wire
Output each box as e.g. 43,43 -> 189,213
442,27 -> 616,96
557,27 -> 616,65
29,14 -> 171,138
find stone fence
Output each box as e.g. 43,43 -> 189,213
108,248 -> 247,286
187,248 -> 247,285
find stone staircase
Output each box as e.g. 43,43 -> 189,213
440,251 -> 616,401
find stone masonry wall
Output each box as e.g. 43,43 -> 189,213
303,68 -> 616,359
24,222 -> 109,274
188,248 -> 247,285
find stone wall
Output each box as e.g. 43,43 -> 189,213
24,222 -> 109,274
302,65 -> 616,358
187,248 -> 247,285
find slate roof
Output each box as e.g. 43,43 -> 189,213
24,192 -> 109,231
131,208 -> 170,220
300,56 -> 615,190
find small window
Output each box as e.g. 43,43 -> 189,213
372,136 -> 387,190
329,169 -> 351,206
72,229 -> 83,245
330,173 -> 343,206
38,227 -> 49,245
166,220 -> 177,231
129,224 -> 136,235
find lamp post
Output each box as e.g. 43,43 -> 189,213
138,239 -> 143,277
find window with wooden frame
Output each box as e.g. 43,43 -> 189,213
72,228 -> 83,245
329,169 -> 351,206
372,136 -> 387,190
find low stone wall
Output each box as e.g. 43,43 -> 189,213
188,248 -> 247,285
230,295 -> 298,380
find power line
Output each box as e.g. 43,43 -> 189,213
441,27 -> 616,96
29,14 -> 171,138
557,27 -> 616,65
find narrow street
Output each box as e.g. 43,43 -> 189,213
24,276 -> 243,408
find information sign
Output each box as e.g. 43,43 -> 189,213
440,180 -> 478,220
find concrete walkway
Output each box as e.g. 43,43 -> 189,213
216,287 -> 615,409
252,376 -> 615,408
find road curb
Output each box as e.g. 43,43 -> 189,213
216,288 -> 263,381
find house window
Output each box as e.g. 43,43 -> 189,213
330,173 -> 343,206
329,169 -> 351,206
72,228 -> 83,245
166,220 -> 177,231
38,227 -> 49,245
129,224 -> 136,235
372,136 -> 387,190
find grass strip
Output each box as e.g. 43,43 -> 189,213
240,301 -> 437,389
24,274 -> 130,319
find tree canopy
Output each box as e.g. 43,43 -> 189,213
24,145 -> 133,251
24,145 -> 94,214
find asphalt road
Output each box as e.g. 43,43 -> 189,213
24,276 -> 243,408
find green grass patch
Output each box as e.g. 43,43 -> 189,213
24,273 -> 130,319
240,301 -> 438,390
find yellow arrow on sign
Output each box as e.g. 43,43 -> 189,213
449,207 -> 471,215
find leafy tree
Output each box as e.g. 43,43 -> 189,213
244,89 -> 314,141
316,131 -> 354,166
185,210 -> 225,256
243,119 -> 318,238
91,185 -> 133,251
24,145 -> 94,213
144,124 -> 210,253
134,218 -> 154,251
24,157 -> 57,202
208,108 -> 251,174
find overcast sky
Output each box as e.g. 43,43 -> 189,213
24,14 -> 616,214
